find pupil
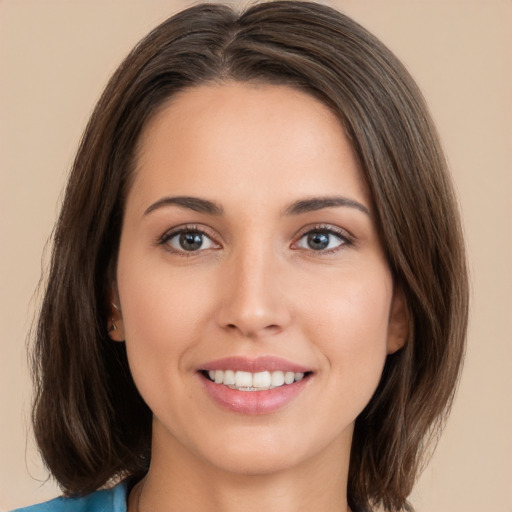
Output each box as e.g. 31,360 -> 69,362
308,232 -> 329,250
180,232 -> 203,251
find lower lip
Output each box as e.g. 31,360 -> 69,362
200,374 -> 311,415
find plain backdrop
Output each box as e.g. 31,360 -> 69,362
1,1 -> 511,510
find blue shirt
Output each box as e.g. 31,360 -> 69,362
12,483 -> 127,512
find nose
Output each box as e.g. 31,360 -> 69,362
215,242 -> 292,339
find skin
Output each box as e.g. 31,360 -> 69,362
110,82 -> 408,512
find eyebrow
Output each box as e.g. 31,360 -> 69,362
144,196 -> 224,216
143,194 -> 369,217
283,196 -> 370,216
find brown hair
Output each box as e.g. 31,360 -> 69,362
32,2 -> 468,511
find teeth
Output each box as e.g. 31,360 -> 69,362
271,371 -> 285,387
223,369 -> 235,385
207,369 -> 307,390
253,371 -> 271,388
235,371 -> 252,388
284,371 -> 295,385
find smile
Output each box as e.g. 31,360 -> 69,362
205,370 -> 307,391
199,356 -> 313,414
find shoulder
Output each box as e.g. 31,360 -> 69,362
11,482 -> 127,512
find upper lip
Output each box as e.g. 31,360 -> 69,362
199,356 -> 311,374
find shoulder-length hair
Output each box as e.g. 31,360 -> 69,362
32,2 -> 468,511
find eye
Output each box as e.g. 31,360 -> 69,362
295,227 -> 350,252
160,227 -> 218,253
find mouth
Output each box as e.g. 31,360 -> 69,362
197,357 -> 314,414
200,369 -> 312,391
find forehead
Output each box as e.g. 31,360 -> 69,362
129,81 -> 370,212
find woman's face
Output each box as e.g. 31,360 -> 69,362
113,82 -> 407,477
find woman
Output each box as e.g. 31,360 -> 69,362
18,2 -> 468,512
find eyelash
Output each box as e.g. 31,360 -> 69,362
157,224 -> 353,256
157,224 -> 218,256
292,224 -> 354,254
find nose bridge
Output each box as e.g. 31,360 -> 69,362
217,233 -> 290,337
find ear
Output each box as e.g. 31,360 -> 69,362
386,285 -> 409,354
107,288 -> 125,342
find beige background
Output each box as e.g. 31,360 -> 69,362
1,0 -> 511,510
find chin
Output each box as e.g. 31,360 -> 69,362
208,445 -> 306,477
195,421 -> 347,478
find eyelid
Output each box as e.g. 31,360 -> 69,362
156,223 -> 354,255
291,224 -> 354,252
157,224 -> 221,254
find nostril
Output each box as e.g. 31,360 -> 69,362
225,323 -> 281,334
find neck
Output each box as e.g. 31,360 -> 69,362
131,423 -> 353,512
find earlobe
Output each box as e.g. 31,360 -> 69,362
107,290 -> 125,342
386,285 -> 409,354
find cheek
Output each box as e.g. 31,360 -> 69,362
115,254 -> 214,390
301,264 -> 392,398
118,236 -> 214,331
301,260 -> 393,344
